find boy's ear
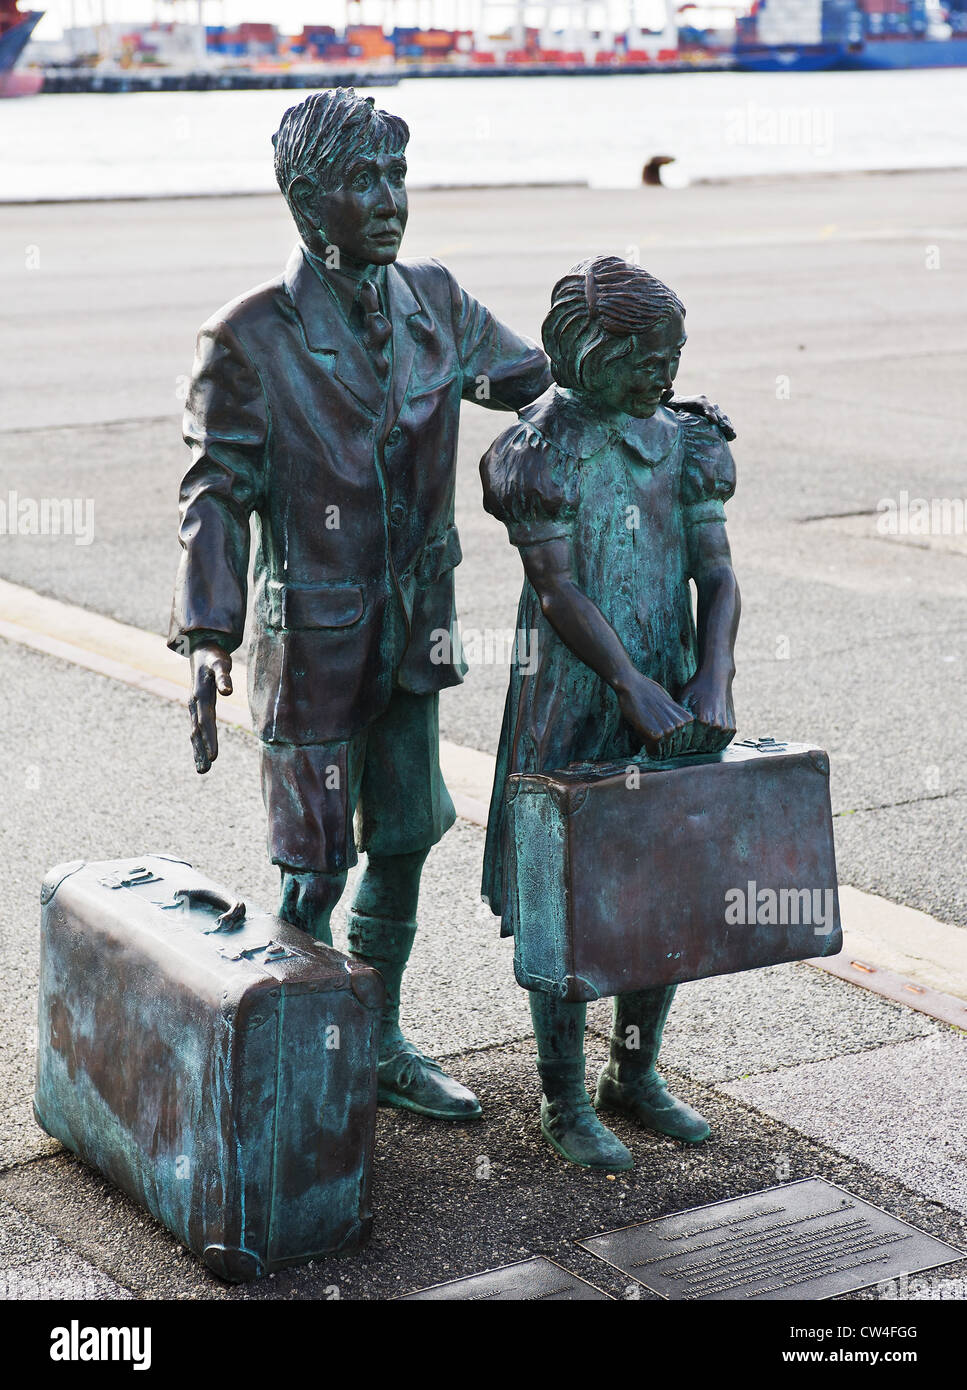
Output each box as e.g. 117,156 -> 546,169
289,174 -> 315,221
290,176 -> 329,243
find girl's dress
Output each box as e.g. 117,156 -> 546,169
480,384 -> 736,924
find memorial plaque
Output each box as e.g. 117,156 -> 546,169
576,1178 -> 964,1301
401,1256 -> 612,1301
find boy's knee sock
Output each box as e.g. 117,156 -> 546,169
345,911 -> 417,1058
347,849 -> 428,1057
278,868 -> 347,945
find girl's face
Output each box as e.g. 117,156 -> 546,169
594,312 -> 686,418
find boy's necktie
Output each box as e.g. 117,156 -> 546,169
356,279 -> 391,378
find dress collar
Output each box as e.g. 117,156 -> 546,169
520,387 -> 680,467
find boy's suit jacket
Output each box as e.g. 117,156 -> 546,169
169,246 -> 551,745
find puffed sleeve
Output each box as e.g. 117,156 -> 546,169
679,413 -> 736,581
480,420 -> 579,548
680,413 -> 736,527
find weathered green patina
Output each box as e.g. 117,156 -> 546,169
168,89 -> 555,1121
481,256 -> 744,1169
35,857 -> 384,1281
167,93 -> 737,1137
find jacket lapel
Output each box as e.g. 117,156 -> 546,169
283,246 -> 385,416
383,263 -> 435,437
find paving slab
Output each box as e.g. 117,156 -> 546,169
723,1033 -> 967,1217
2,1041 -> 965,1302
0,1200 -> 132,1301
585,961 -> 941,1086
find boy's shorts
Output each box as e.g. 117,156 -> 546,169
259,687 -> 456,874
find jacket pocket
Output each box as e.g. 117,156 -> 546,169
266,581 -> 364,630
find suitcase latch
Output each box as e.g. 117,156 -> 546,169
99,865 -> 163,889
222,939 -> 295,964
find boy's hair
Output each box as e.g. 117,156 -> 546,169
542,255 -> 685,392
272,88 -> 409,237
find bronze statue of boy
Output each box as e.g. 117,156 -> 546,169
169,88 -> 557,1119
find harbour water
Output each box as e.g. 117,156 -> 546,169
1,68 -> 966,200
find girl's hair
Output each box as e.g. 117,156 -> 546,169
542,255 -> 685,391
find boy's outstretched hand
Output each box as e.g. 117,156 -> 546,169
188,642 -> 233,774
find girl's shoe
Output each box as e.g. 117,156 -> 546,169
595,1066 -> 710,1144
540,1093 -> 634,1170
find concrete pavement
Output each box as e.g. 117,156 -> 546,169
1,636 -> 963,1300
1,172 -> 966,1301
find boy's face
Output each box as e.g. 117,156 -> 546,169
595,312 -> 686,418
296,149 -> 408,267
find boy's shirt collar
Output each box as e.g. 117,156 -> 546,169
303,247 -> 388,328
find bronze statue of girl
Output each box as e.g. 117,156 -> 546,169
481,255 -> 740,1170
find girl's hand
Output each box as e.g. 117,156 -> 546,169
617,674 -> 694,759
678,671 -> 736,752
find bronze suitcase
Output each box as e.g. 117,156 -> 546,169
35,855 -> 384,1282
502,740 -> 842,1003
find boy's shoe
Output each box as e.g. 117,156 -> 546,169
378,1043 -> 481,1120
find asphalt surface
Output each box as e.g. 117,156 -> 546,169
1,173 -> 966,1303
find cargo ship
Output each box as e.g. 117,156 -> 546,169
0,3 -> 43,96
17,0 -> 967,88
733,0 -> 967,68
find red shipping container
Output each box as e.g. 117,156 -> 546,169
238,22 -> 277,42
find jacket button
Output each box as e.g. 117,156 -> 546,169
390,502 -> 406,526
387,427 -> 403,447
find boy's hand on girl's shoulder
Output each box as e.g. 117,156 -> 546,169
662,391 -> 736,442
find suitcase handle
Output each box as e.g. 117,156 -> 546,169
173,888 -> 246,933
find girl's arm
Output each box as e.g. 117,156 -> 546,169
520,536 -> 694,758
680,522 -> 741,749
